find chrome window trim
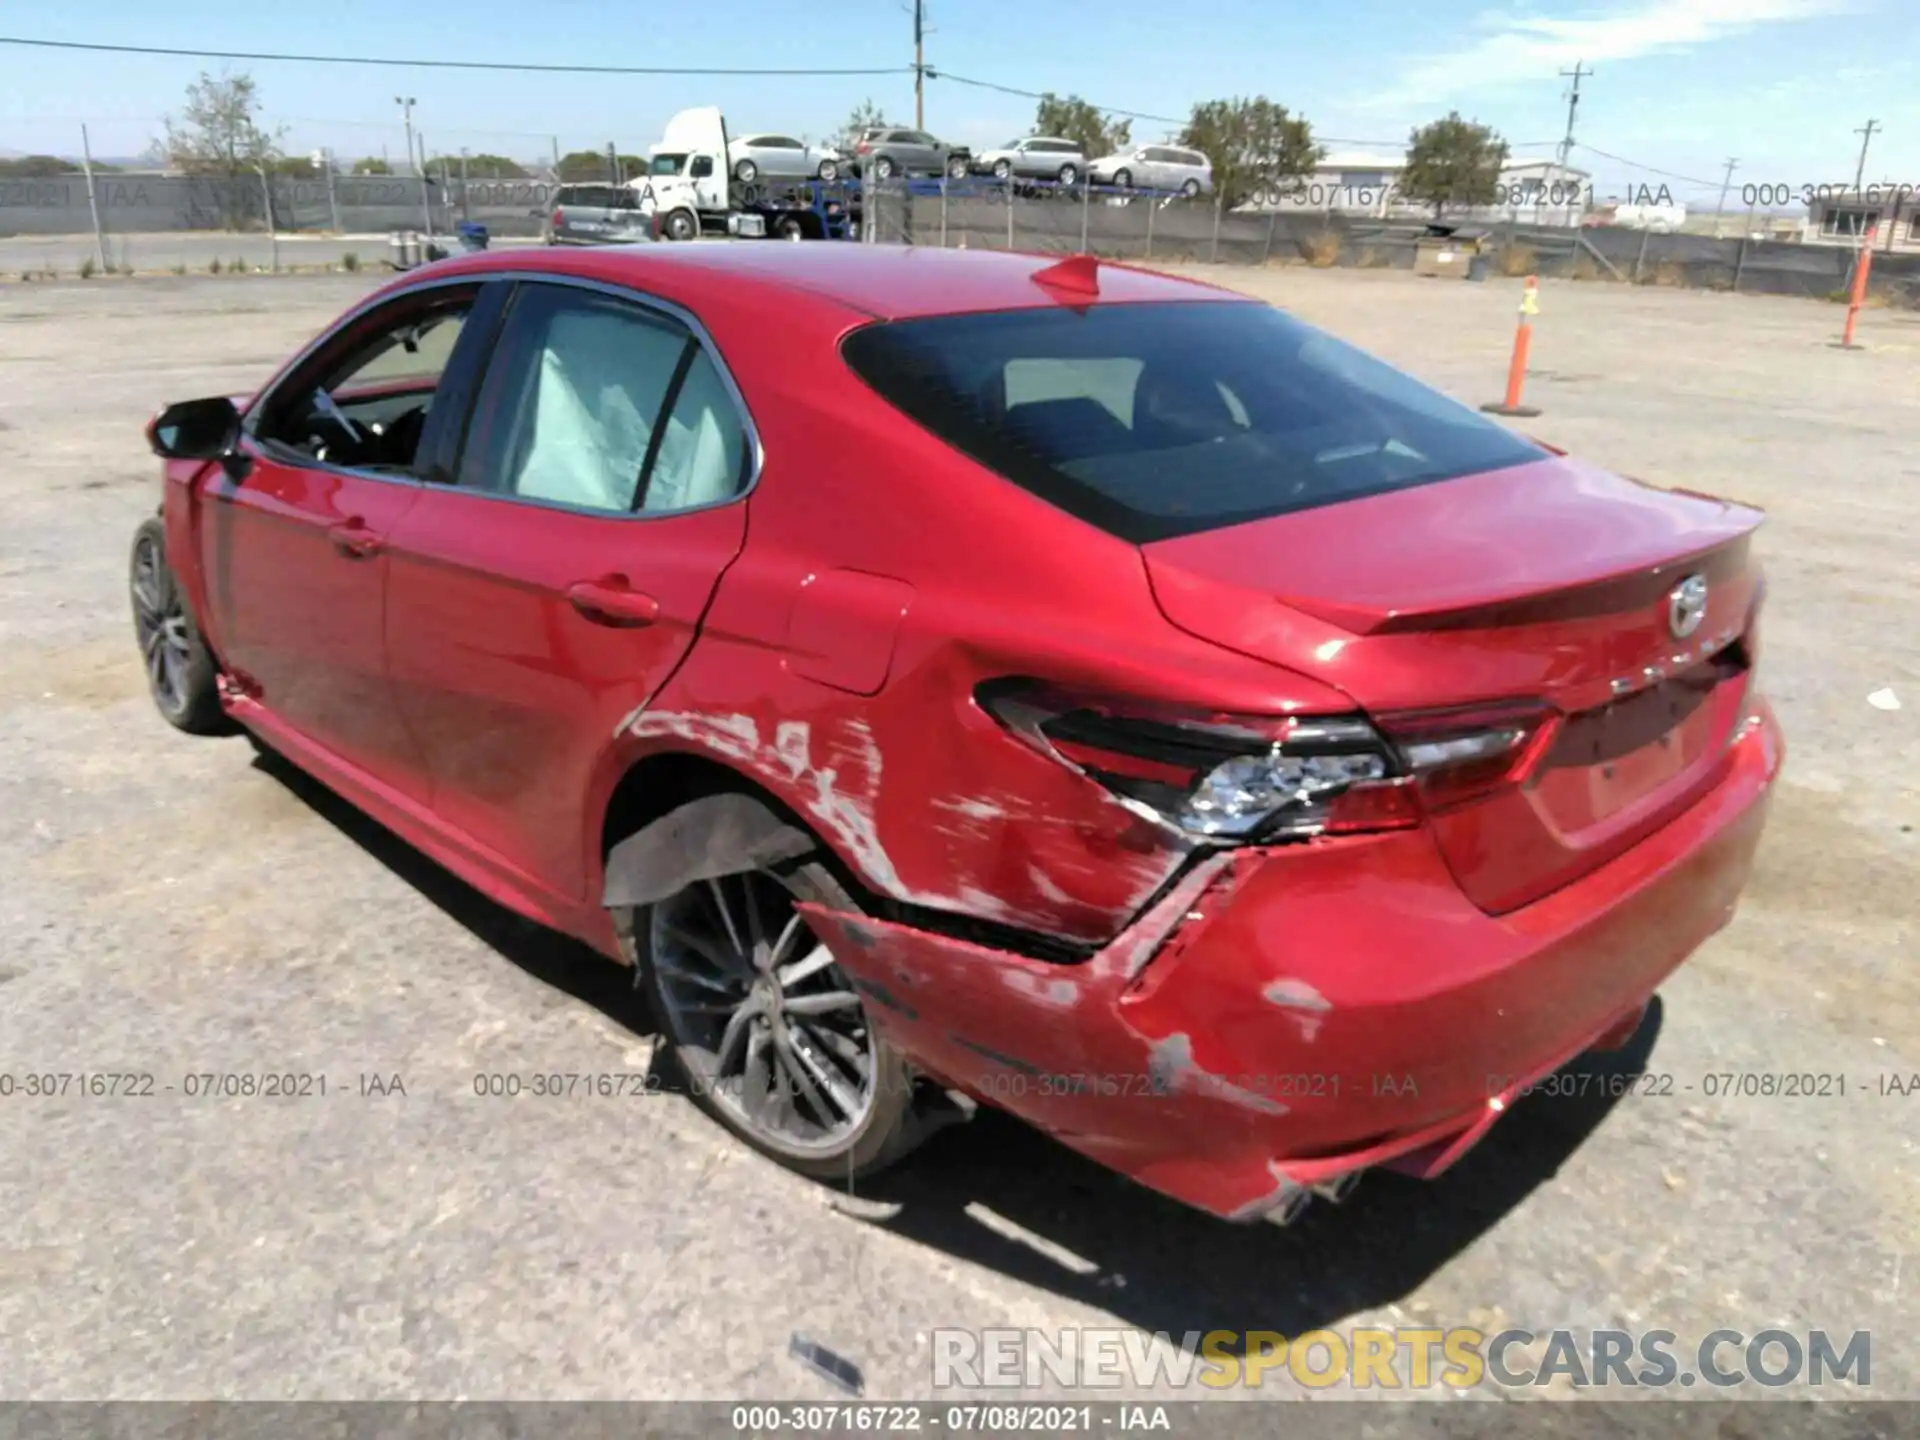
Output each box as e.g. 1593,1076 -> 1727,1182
240,267 -> 765,523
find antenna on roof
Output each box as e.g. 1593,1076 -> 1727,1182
1031,253 -> 1099,297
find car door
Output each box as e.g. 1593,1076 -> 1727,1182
765,136 -> 805,179
894,130 -> 932,174
203,280 -> 490,800
382,277 -> 754,901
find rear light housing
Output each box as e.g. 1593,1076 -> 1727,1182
979,681 -> 1557,841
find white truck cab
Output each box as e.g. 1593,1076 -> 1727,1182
633,107 -> 747,240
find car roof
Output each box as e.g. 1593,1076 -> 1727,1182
422,244 -> 1251,322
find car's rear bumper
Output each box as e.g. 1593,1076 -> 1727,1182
800,698 -> 1782,1220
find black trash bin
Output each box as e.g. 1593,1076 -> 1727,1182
456,221 -> 490,253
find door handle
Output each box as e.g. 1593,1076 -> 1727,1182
328,518 -> 381,559
567,580 -> 661,627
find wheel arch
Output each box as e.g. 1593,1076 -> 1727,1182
595,748 -> 870,920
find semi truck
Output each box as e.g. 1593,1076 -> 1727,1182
634,107 -> 861,242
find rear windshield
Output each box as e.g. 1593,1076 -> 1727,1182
839,301 -> 1546,543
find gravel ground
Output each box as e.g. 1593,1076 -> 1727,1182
0,263 -> 1913,1413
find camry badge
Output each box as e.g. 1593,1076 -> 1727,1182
1668,574 -> 1709,640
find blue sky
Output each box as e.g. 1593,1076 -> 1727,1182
2,0 -> 1915,204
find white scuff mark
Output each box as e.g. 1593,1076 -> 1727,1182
1867,687 -> 1901,711
953,883 -> 1018,922
1147,1032 -> 1287,1116
1001,968 -> 1081,1009
1026,865 -> 1075,907
773,720 -> 811,780
1264,978 -> 1334,1043
936,796 -> 1012,823
628,710 -> 761,764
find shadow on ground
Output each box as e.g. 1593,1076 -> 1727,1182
251,738 -> 1663,1343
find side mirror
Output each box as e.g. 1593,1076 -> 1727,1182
147,396 -> 240,461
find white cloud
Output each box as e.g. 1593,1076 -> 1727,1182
1362,0 -> 1856,109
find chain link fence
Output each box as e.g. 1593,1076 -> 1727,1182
858,178 -> 1920,307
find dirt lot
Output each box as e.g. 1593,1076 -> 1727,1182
0,264 -> 1914,1409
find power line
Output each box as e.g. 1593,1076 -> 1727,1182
1572,142 -> 1725,189
0,34 -> 909,77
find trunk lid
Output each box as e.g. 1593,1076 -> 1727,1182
1142,458 -> 1766,913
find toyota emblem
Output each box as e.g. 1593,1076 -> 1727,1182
1667,574 -> 1709,639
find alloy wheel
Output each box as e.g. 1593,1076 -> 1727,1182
650,872 -> 877,1152
131,532 -> 191,717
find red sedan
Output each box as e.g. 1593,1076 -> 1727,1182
133,244 -> 1782,1222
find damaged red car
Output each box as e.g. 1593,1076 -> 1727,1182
134,244 -> 1782,1222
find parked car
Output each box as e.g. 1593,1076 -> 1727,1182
542,182 -> 655,245
972,135 -> 1086,184
133,244 -> 1781,1225
848,126 -> 970,181
1090,143 -> 1213,196
728,133 -> 845,184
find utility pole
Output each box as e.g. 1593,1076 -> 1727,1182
1546,60 -> 1590,226
395,96 -> 431,237
1851,118 -> 1880,197
912,0 -> 926,129
1716,157 -> 1738,237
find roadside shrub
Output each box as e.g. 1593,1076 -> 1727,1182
1355,246 -> 1392,269
1496,244 -> 1537,277
232,257 -> 248,274
1303,230 -> 1343,267
208,257 -> 222,274
78,256 -> 96,279
171,262 -> 188,276
340,251 -> 361,272
1568,253 -> 1604,282
1652,260 -> 1687,287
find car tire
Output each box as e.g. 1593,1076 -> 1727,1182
776,216 -> 807,241
1114,168 -> 1133,189
734,159 -> 758,184
130,516 -> 228,736
992,159 -> 1013,181
663,209 -> 699,242
947,155 -> 970,181
1058,163 -> 1078,186
817,159 -> 839,182
632,856 -> 921,1181
1181,179 -> 1202,198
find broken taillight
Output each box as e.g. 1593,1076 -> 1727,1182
979,681 -> 1555,842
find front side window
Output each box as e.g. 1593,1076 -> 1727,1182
252,288 -> 474,474
458,284 -> 748,516
841,301 -> 1546,544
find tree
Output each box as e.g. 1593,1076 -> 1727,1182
161,70 -> 284,227
1031,93 -> 1130,160
1400,112 -> 1509,217
1178,96 -> 1321,210
428,153 -> 529,178
162,70 -> 282,178
0,155 -> 81,177
351,157 -> 393,175
835,98 -> 889,150
556,150 -> 645,182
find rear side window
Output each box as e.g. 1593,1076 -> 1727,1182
458,283 -> 748,515
840,301 -> 1546,544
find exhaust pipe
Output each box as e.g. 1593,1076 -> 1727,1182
1262,1188 -> 1312,1227
1309,1171 -> 1363,1204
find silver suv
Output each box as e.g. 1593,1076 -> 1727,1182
1089,144 -> 1213,197
543,182 -> 656,245
972,136 -> 1086,184
850,127 -> 971,181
